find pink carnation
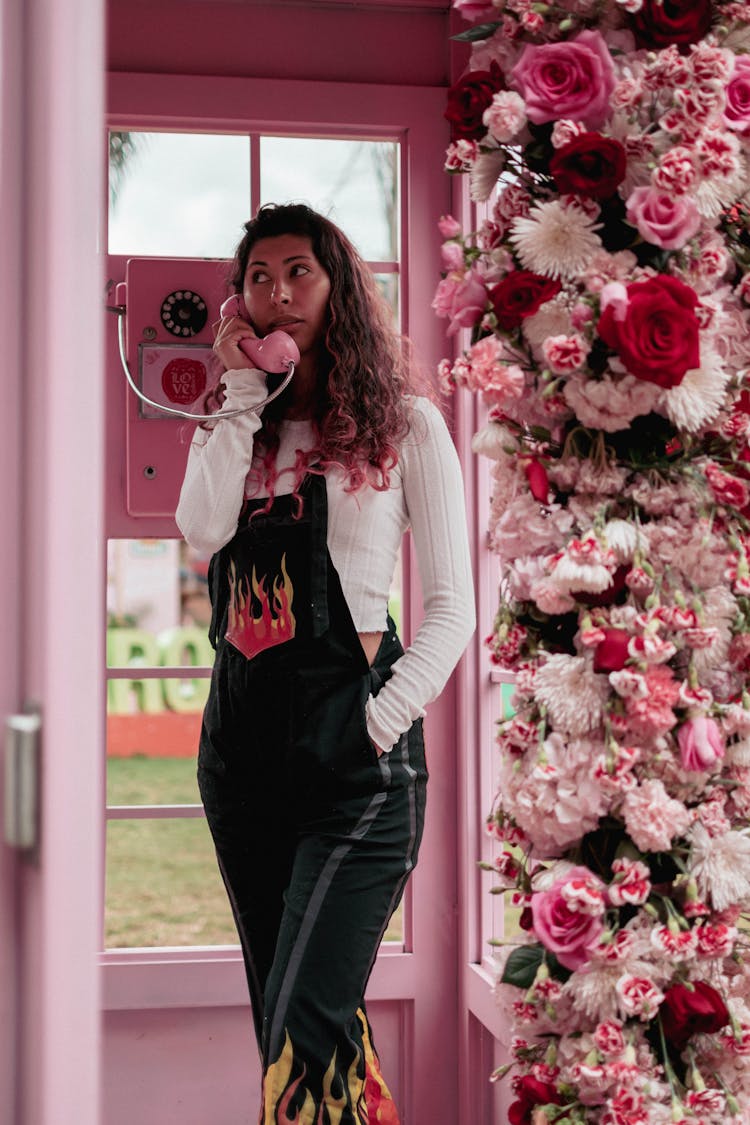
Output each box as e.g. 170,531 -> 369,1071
542,333 -> 589,374
608,857 -> 651,907
615,975 -> 665,1021
695,921 -> 737,958
551,119 -> 587,148
651,146 -> 697,195
621,779 -> 691,852
483,91 -> 527,143
593,1021 -> 626,1058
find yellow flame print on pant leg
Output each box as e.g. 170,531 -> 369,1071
263,1032 -> 352,1125
261,1016 -> 399,1125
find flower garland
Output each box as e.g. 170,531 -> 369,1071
436,2 -> 750,1122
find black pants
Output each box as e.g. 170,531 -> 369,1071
198,619 -> 427,1124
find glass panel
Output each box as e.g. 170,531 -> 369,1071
383,901 -> 403,944
374,273 -> 399,326
107,737 -> 202,807
108,130 -> 251,258
106,816 -> 403,948
107,539 -> 214,664
260,137 -> 399,261
106,817 -> 237,948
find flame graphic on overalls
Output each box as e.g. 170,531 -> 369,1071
226,552 -> 296,660
260,1011 -> 400,1125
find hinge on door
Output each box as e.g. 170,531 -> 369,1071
4,706 -> 41,856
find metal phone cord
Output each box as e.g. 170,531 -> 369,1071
108,304 -> 294,421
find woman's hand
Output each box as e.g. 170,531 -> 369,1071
212,315 -> 259,371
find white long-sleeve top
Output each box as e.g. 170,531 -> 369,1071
176,368 -> 475,752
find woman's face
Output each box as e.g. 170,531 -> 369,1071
242,233 -> 332,357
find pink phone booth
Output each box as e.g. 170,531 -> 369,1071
116,258 -> 299,517
117,257 -> 229,515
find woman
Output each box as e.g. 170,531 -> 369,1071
176,203 -> 474,1124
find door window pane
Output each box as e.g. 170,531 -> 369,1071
107,539 -> 214,657
106,818 -> 236,948
260,137 -> 399,261
107,755 -> 201,808
108,131 -> 251,258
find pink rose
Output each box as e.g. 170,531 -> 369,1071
510,31 -> 616,131
530,866 -> 606,971
678,714 -> 725,772
725,57 -> 750,136
626,186 -> 702,251
437,214 -> 462,240
440,241 -> 464,272
432,269 -> 488,336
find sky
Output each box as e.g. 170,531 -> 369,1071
108,130 -> 398,263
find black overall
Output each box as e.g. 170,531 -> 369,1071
197,472 -> 427,1125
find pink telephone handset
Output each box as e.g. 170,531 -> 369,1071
219,294 -> 300,373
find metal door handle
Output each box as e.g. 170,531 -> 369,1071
4,708 -> 41,852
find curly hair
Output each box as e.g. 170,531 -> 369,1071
206,202 -> 422,499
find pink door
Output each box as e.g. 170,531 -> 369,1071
0,0 -> 105,1121
101,68 -> 463,1125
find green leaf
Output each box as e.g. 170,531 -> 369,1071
501,944 -> 544,988
451,21 -> 501,42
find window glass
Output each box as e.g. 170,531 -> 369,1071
260,137 -> 399,261
107,539 -> 213,660
374,273 -> 400,325
107,720 -> 203,806
105,818 -> 236,948
108,131 -> 251,257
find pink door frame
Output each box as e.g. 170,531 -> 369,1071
103,71 -> 462,1125
0,0 -> 105,1122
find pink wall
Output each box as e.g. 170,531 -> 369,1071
7,0 -> 106,1122
0,0 -> 25,1116
108,0 -> 452,86
104,1002 -> 405,1125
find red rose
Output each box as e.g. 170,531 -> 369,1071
631,0 -> 713,50
489,271 -> 562,331
509,1076 -> 563,1125
523,458 -> 550,503
444,64 -> 504,141
549,133 -> 627,199
660,981 -> 729,1049
593,628 -> 631,673
597,276 -> 700,388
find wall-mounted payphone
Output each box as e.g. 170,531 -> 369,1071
110,258 -> 297,519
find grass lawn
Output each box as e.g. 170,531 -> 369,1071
106,756 -> 403,948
